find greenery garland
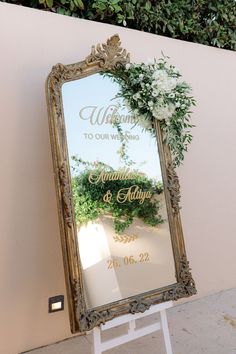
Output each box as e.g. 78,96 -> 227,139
71,158 -> 164,234
107,57 -> 196,167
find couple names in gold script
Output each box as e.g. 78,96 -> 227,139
116,185 -> 152,204
88,168 -> 142,184
88,169 -> 152,205
103,186 -> 152,205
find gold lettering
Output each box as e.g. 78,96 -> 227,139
88,169 -> 144,184
116,185 -> 152,204
103,190 -> 113,203
79,104 -> 139,126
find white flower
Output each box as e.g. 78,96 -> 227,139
152,90 -> 158,97
151,69 -> 178,93
124,99 -> 132,111
169,78 -> 177,90
152,102 -> 175,121
138,116 -> 152,130
168,104 -> 176,115
125,63 -> 131,70
165,118 -> 171,126
133,92 -> 140,100
175,102 -> 181,108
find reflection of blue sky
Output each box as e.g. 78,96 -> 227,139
62,74 -> 162,181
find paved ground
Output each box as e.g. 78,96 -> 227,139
24,288 -> 236,354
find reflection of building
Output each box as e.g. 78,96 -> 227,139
77,221 -> 123,307
77,193 -> 176,308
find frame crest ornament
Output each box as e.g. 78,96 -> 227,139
46,34 -> 196,333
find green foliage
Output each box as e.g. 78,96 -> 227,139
71,158 -> 164,234
106,58 -> 196,167
3,0 -> 235,50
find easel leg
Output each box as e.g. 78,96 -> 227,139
90,303 -> 174,354
128,319 -> 136,335
160,309 -> 173,354
92,327 -> 102,354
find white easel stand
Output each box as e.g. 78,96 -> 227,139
91,301 -> 173,354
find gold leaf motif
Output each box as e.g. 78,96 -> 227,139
59,162 -> 73,228
73,279 -> 83,305
85,34 -> 130,70
79,309 -> 114,332
113,234 -> 138,243
167,161 -> 181,214
163,255 -> 197,301
129,298 -> 152,314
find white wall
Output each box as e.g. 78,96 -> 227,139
0,3 -> 236,353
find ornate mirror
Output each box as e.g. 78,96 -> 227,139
46,35 -> 196,333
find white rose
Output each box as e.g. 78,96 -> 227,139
152,90 -> 158,97
133,92 -> 141,100
168,104 -> 175,116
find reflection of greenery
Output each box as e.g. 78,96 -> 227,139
72,157 -> 164,234
111,114 -> 135,167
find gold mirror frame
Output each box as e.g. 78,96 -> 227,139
46,34 -> 196,333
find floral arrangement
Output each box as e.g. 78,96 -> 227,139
108,57 -> 196,167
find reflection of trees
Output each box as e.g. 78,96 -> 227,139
71,157 -> 164,234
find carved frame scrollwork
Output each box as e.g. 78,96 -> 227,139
46,34 -> 196,333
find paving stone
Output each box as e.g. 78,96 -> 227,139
24,288 -> 236,354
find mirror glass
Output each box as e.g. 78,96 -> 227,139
62,73 -> 176,309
